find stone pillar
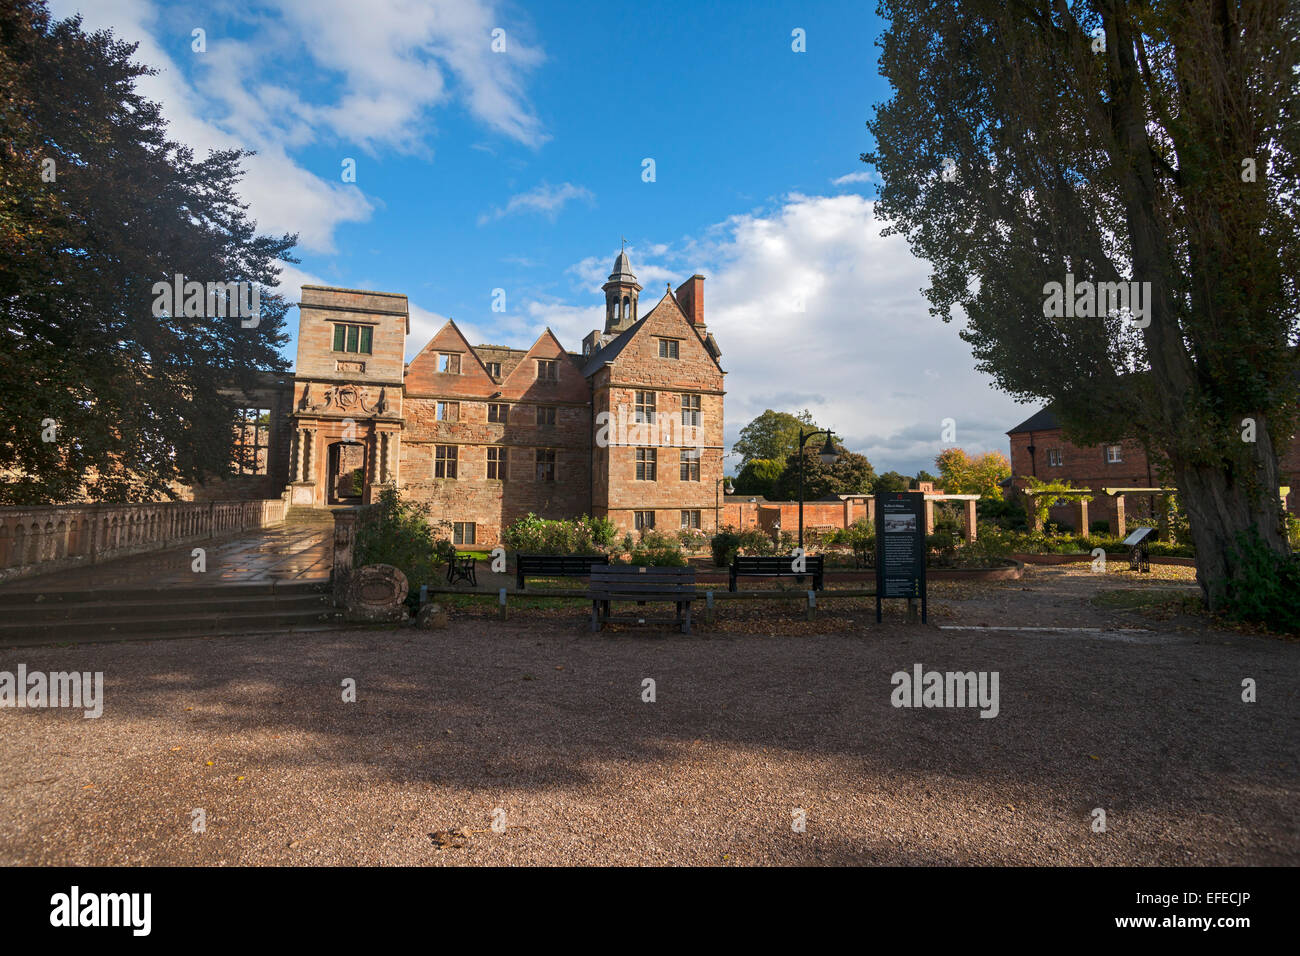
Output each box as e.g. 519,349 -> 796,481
1114,495 -> 1126,538
1029,495 -> 1043,532
923,498 -> 935,534
332,509 -> 358,608
964,498 -> 977,543
865,496 -> 876,526
1077,498 -> 1089,536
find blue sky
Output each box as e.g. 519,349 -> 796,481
52,0 -> 1032,476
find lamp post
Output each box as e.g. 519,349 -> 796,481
797,428 -> 840,549
715,476 -> 733,532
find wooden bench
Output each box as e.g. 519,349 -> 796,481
729,554 -> 824,591
588,566 -> 697,634
516,553 -> 610,591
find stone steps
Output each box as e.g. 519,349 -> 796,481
0,581 -> 346,645
284,506 -> 337,527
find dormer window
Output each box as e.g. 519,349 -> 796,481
485,361 -> 501,379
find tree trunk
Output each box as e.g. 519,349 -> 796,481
1175,418 -> 1288,610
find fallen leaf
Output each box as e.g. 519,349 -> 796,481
82,784 -> 94,789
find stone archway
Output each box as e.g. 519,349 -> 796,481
327,441 -> 366,505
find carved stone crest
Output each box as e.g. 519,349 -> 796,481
344,563 -> 409,623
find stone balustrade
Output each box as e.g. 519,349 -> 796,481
0,498 -> 287,584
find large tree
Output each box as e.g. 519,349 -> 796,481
865,0 -> 1299,611
773,445 -> 876,501
0,0 -> 296,503
936,448 -> 1011,499
730,457 -> 784,498
731,409 -> 839,466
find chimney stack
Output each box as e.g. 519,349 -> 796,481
674,274 -> 706,328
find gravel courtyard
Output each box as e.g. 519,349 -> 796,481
1,567 -> 1296,866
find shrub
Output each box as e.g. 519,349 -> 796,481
353,487 -> 447,608
1222,529 -> 1300,633
1089,519 -> 1111,534
676,527 -> 709,551
711,529 -> 741,567
501,513 -> 608,555
629,532 -> 687,566
590,515 -> 618,546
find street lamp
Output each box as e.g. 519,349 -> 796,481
715,476 -> 733,532
797,428 -> 840,549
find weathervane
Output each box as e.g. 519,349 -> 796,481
621,235 -> 627,253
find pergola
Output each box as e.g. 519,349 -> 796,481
922,493 -> 981,542
1022,485 -> 1293,539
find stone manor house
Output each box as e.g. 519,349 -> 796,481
215,252 -> 726,546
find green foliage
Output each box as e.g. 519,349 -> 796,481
588,516 -> 618,547
354,488 -> 448,602
710,529 -> 741,567
629,530 -> 687,566
1090,520 -> 1111,534
1020,477 -> 1093,528
1222,529 -> 1300,634
977,496 -> 1028,530
873,471 -> 911,494
710,526 -> 783,566
0,1 -> 296,503
830,518 -> 876,548
732,409 -> 837,466
773,446 -> 876,500
971,524 -> 1196,558
935,448 -> 1011,499
500,513 -> 609,555
676,528 -> 708,551
731,458 -> 783,498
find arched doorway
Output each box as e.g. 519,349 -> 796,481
327,441 -> 366,505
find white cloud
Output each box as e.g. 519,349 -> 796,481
831,171 -> 875,185
478,182 -> 595,226
452,195 -> 1028,475
692,194 -> 1026,474
49,0 -> 548,252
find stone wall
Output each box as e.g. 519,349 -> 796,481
0,498 -> 287,584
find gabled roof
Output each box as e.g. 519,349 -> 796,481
405,318 -> 493,379
582,286 -> 725,378
1007,405 -> 1060,435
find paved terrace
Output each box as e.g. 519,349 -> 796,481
0,526 -> 332,590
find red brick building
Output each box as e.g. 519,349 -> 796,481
247,251 -> 726,545
1007,405 -> 1299,532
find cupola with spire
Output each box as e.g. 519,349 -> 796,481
602,244 -> 642,333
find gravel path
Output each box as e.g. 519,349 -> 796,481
1,568 -> 1295,866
